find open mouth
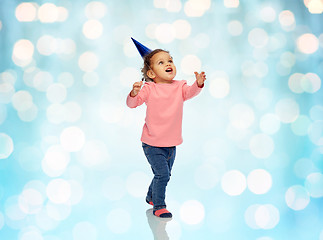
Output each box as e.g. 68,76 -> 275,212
165,68 -> 173,73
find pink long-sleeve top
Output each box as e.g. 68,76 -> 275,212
126,80 -> 203,147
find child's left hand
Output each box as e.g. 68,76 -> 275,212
194,71 -> 206,87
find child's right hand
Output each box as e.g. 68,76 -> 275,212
130,81 -> 143,97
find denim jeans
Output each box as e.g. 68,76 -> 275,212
142,142 -> 176,210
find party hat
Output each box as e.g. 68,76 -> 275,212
131,37 -> 152,58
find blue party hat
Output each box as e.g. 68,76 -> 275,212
131,37 -> 152,58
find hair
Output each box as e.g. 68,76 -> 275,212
141,49 -> 169,82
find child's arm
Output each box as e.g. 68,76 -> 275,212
182,71 -> 206,101
126,81 -> 149,108
130,81 -> 143,97
194,71 -> 206,88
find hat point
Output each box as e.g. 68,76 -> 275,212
131,37 -> 152,58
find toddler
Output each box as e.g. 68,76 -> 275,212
127,38 -> 206,218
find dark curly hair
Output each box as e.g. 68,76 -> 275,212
141,49 -> 169,82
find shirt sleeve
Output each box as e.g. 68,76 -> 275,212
182,80 -> 203,101
126,83 -> 150,108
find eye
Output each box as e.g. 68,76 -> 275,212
158,61 -> 164,65
168,59 -> 173,63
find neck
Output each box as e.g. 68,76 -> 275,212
154,79 -> 173,84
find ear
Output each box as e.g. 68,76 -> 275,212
147,69 -> 156,79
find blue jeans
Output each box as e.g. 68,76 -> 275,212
142,142 -> 176,210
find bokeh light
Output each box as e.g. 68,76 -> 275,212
180,200 -> 205,225
221,170 -> 246,196
0,133 -> 14,159
1,0 -> 322,239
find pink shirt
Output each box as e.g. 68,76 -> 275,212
126,80 -> 203,147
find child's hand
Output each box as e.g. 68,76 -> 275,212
194,71 -> 206,87
130,81 -> 143,97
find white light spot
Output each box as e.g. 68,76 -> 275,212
18,189 -> 44,215
18,103 -> 38,122
279,10 -> 295,28
288,73 -> 305,93
38,3 -> 58,23
227,20 -> 243,36
247,169 -> 272,194
145,24 -> 158,39
297,33 -> 319,54
248,28 -> 269,48
15,2 -> 38,22
224,0 -> 240,8
305,172 -> 323,198
46,83 -> 67,103
294,158 -> 319,179
42,145 -> 70,177
229,104 -> 255,129
46,201 -> 71,221
249,134 -> 274,159
181,54 -> 201,75
221,170 -> 246,196
166,0 -> 182,12
106,208 -> 131,234
209,72 -> 230,99
46,179 -> 71,204
78,52 -> 99,72
82,19 -> 103,39
301,72 -> 321,93
285,185 -> 310,210
12,39 -> 34,67
275,98 -> 299,123
126,172 -> 150,198
85,1 -> 107,19
20,228 -> 43,240
37,35 -> 56,56
5,196 -> 27,221
119,67 -> 141,87
184,0 -> 211,17
60,126 -> 85,152
33,71 -> 54,92
260,6 -> 276,22
173,20 -> 191,39
0,83 -> 15,104
259,113 -> 281,135
307,0 -> 323,14
78,140 -> 109,168
100,103 -> 125,123
155,23 -> 176,44
245,204 -> 261,229
254,204 -> 280,229
56,7 -> 69,22
12,90 -> 33,111
180,200 -> 205,225
280,51 -> 296,68
46,103 -> 66,124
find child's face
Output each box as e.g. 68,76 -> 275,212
148,51 -> 177,83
